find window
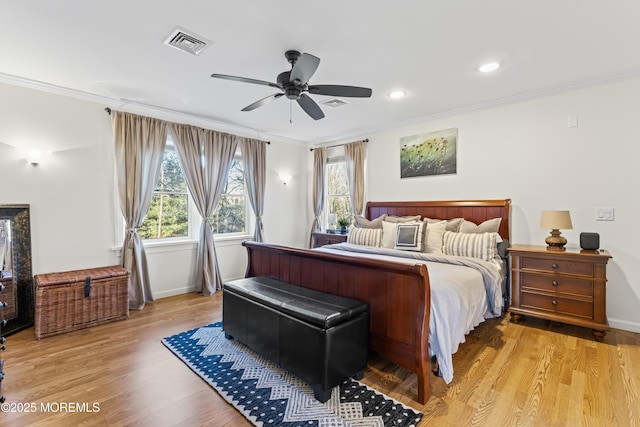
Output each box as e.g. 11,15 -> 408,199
326,157 -> 352,225
210,151 -> 246,234
139,141 -> 189,239
139,142 -> 247,241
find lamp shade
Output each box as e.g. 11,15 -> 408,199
540,210 -> 573,230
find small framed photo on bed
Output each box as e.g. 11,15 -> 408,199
400,128 -> 457,178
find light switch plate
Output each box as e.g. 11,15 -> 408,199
595,207 -> 614,221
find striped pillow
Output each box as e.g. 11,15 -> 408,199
348,227 -> 382,247
443,231 -> 499,261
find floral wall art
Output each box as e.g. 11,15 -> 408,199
399,128 -> 457,178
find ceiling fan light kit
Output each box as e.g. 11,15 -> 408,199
211,50 -> 372,121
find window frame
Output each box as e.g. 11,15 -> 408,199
324,151 -> 353,229
208,148 -> 250,238
113,140 -> 252,250
139,139 -> 193,242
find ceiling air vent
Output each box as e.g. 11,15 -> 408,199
322,98 -> 349,109
163,27 -> 211,56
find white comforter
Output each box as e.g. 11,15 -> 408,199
314,242 -> 504,383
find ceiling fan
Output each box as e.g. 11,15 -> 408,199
211,50 -> 372,120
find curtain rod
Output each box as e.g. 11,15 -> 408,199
104,107 -> 270,144
309,139 -> 369,151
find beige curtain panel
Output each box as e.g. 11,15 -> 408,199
344,140 -> 366,218
112,110 -> 168,310
239,137 -> 267,242
170,123 -> 238,295
309,147 -> 327,248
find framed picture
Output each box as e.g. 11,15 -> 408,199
400,128 -> 457,178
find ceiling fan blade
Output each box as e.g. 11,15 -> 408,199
297,93 -> 325,120
211,74 -> 280,89
241,93 -> 284,111
308,85 -> 372,98
290,53 -> 320,85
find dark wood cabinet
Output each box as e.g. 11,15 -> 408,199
509,244 -> 611,341
311,232 -> 347,248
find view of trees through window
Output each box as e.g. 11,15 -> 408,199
139,144 -> 246,239
326,160 -> 352,226
139,144 -> 189,239
210,158 -> 245,234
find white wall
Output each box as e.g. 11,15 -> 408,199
5,76 -> 638,332
354,77 -> 640,332
0,82 -> 309,301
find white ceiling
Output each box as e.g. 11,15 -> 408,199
2,0 -> 640,145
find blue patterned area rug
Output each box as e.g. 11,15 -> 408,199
162,322 -> 423,427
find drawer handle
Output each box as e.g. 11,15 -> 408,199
551,263 -> 558,269
552,280 -> 558,286
552,300 -> 557,306
0,345 -> 5,351
0,337 -> 5,344
0,301 -> 6,308
0,283 -> 4,291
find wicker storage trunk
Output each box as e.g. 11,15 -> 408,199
34,265 -> 129,339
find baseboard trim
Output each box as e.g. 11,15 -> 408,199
609,318 -> 640,334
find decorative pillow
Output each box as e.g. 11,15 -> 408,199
385,215 -> 422,223
458,218 -> 502,234
347,227 -> 382,247
394,222 -> 425,251
424,217 -> 464,232
381,220 -> 398,248
443,231 -> 500,261
423,220 -> 447,254
354,214 -> 387,229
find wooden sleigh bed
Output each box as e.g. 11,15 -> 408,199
242,199 -> 511,404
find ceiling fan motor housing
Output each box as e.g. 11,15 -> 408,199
277,71 -> 302,99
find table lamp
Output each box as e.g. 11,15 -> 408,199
540,210 -> 573,251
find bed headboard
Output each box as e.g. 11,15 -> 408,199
365,199 -> 511,241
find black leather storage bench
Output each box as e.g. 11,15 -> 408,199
222,276 -> 369,402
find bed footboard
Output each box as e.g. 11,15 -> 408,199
242,240 -> 432,404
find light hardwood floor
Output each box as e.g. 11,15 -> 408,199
2,292 -> 640,426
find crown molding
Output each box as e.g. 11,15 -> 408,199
0,73 -> 307,147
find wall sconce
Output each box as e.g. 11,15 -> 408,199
21,148 -> 50,166
540,210 -> 573,251
279,174 -> 292,185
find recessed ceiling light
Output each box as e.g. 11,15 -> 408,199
479,62 -> 500,73
388,91 -> 406,99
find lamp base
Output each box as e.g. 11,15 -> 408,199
545,230 -> 567,251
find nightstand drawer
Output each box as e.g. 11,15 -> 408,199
521,272 -> 594,298
520,257 -> 594,277
311,232 -> 347,248
521,293 -> 593,319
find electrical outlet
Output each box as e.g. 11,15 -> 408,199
595,207 -> 614,221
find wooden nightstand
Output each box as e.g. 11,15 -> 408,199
509,244 -> 611,341
311,232 -> 347,248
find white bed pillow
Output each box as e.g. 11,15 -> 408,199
443,231 -> 500,261
394,222 -> 425,251
423,220 -> 447,254
347,227 -> 382,247
381,220 -> 398,248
